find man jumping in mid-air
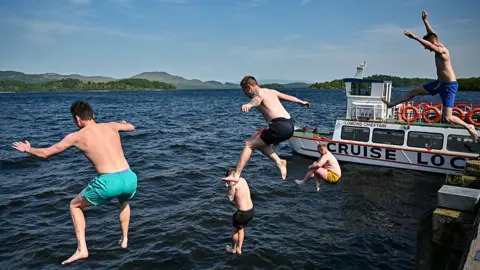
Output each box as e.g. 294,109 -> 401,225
12,101 -> 137,265
382,10 -> 478,142
222,76 -> 310,182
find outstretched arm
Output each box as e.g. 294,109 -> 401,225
404,30 -> 444,54
111,120 -> 135,132
274,90 -> 310,108
12,133 -> 76,159
422,11 -> 435,34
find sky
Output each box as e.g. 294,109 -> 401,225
0,0 -> 479,83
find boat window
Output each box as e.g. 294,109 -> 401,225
446,135 -> 480,153
341,126 -> 370,142
372,128 -> 405,145
350,82 -> 371,96
407,131 -> 444,150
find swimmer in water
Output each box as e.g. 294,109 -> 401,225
296,143 -> 342,191
12,101 -> 137,265
222,168 -> 254,255
381,10 -> 478,142
222,76 -> 310,182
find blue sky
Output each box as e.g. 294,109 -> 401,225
0,0 -> 479,83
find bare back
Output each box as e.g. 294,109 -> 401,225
256,88 -> 291,122
234,178 -> 253,211
322,152 -> 342,177
435,45 -> 456,82
72,123 -> 129,174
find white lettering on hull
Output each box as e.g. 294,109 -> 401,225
325,142 -> 466,170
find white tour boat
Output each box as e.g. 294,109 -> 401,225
289,63 -> 480,175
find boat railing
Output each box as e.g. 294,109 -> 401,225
391,100 -> 480,124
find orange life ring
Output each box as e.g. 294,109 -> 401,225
451,107 -> 465,121
401,105 -> 420,122
435,104 -> 443,109
456,104 -> 472,114
467,108 -> 480,126
421,106 -> 442,123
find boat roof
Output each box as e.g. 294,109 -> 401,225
343,78 -> 391,83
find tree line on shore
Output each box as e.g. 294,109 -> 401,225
0,78 -> 176,92
1,74 -> 479,92
308,75 -> 480,91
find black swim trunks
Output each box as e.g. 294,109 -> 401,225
259,117 -> 295,145
232,207 -> 254,228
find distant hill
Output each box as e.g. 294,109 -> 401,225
131,72 -> 239,89
0,71 -> 115,83
0,70 -> 239,89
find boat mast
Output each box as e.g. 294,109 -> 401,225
354,61 -> 367,79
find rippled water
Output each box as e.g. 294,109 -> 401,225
1,88 -> 477,269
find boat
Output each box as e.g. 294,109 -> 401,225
288,62 -> 480,175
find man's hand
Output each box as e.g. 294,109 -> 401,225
300,101 -> 311,108
12,140 -> 31,152
422,11 -> 428,21
120,120 -> 127,124
241,104 -> 252,112
404,30 -> 415,39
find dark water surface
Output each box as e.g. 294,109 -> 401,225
1,88 -> 477,269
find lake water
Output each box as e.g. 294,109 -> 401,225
1,88 -> 478,269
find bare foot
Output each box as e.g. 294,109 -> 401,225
277,159 -> 287,180
236,248 -> 242,255
466,124 -> 479,142
295,179 -> 307,185
315,180 -> 321,192
381,98 -> 394,108
61,249 -> 88,265
119,237 -> 128,248
226,245 -> 236,254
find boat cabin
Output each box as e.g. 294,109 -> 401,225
344,78 -> 393,121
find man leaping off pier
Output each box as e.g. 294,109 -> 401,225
381,10 -> 478,142
222,76 -> 310,182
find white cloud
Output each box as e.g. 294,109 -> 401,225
4,15 -> 164,44
228,22 -> 480,81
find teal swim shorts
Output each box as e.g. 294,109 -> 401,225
80,168 -> 137,205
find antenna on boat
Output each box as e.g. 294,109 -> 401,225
354,61 -> 367,79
